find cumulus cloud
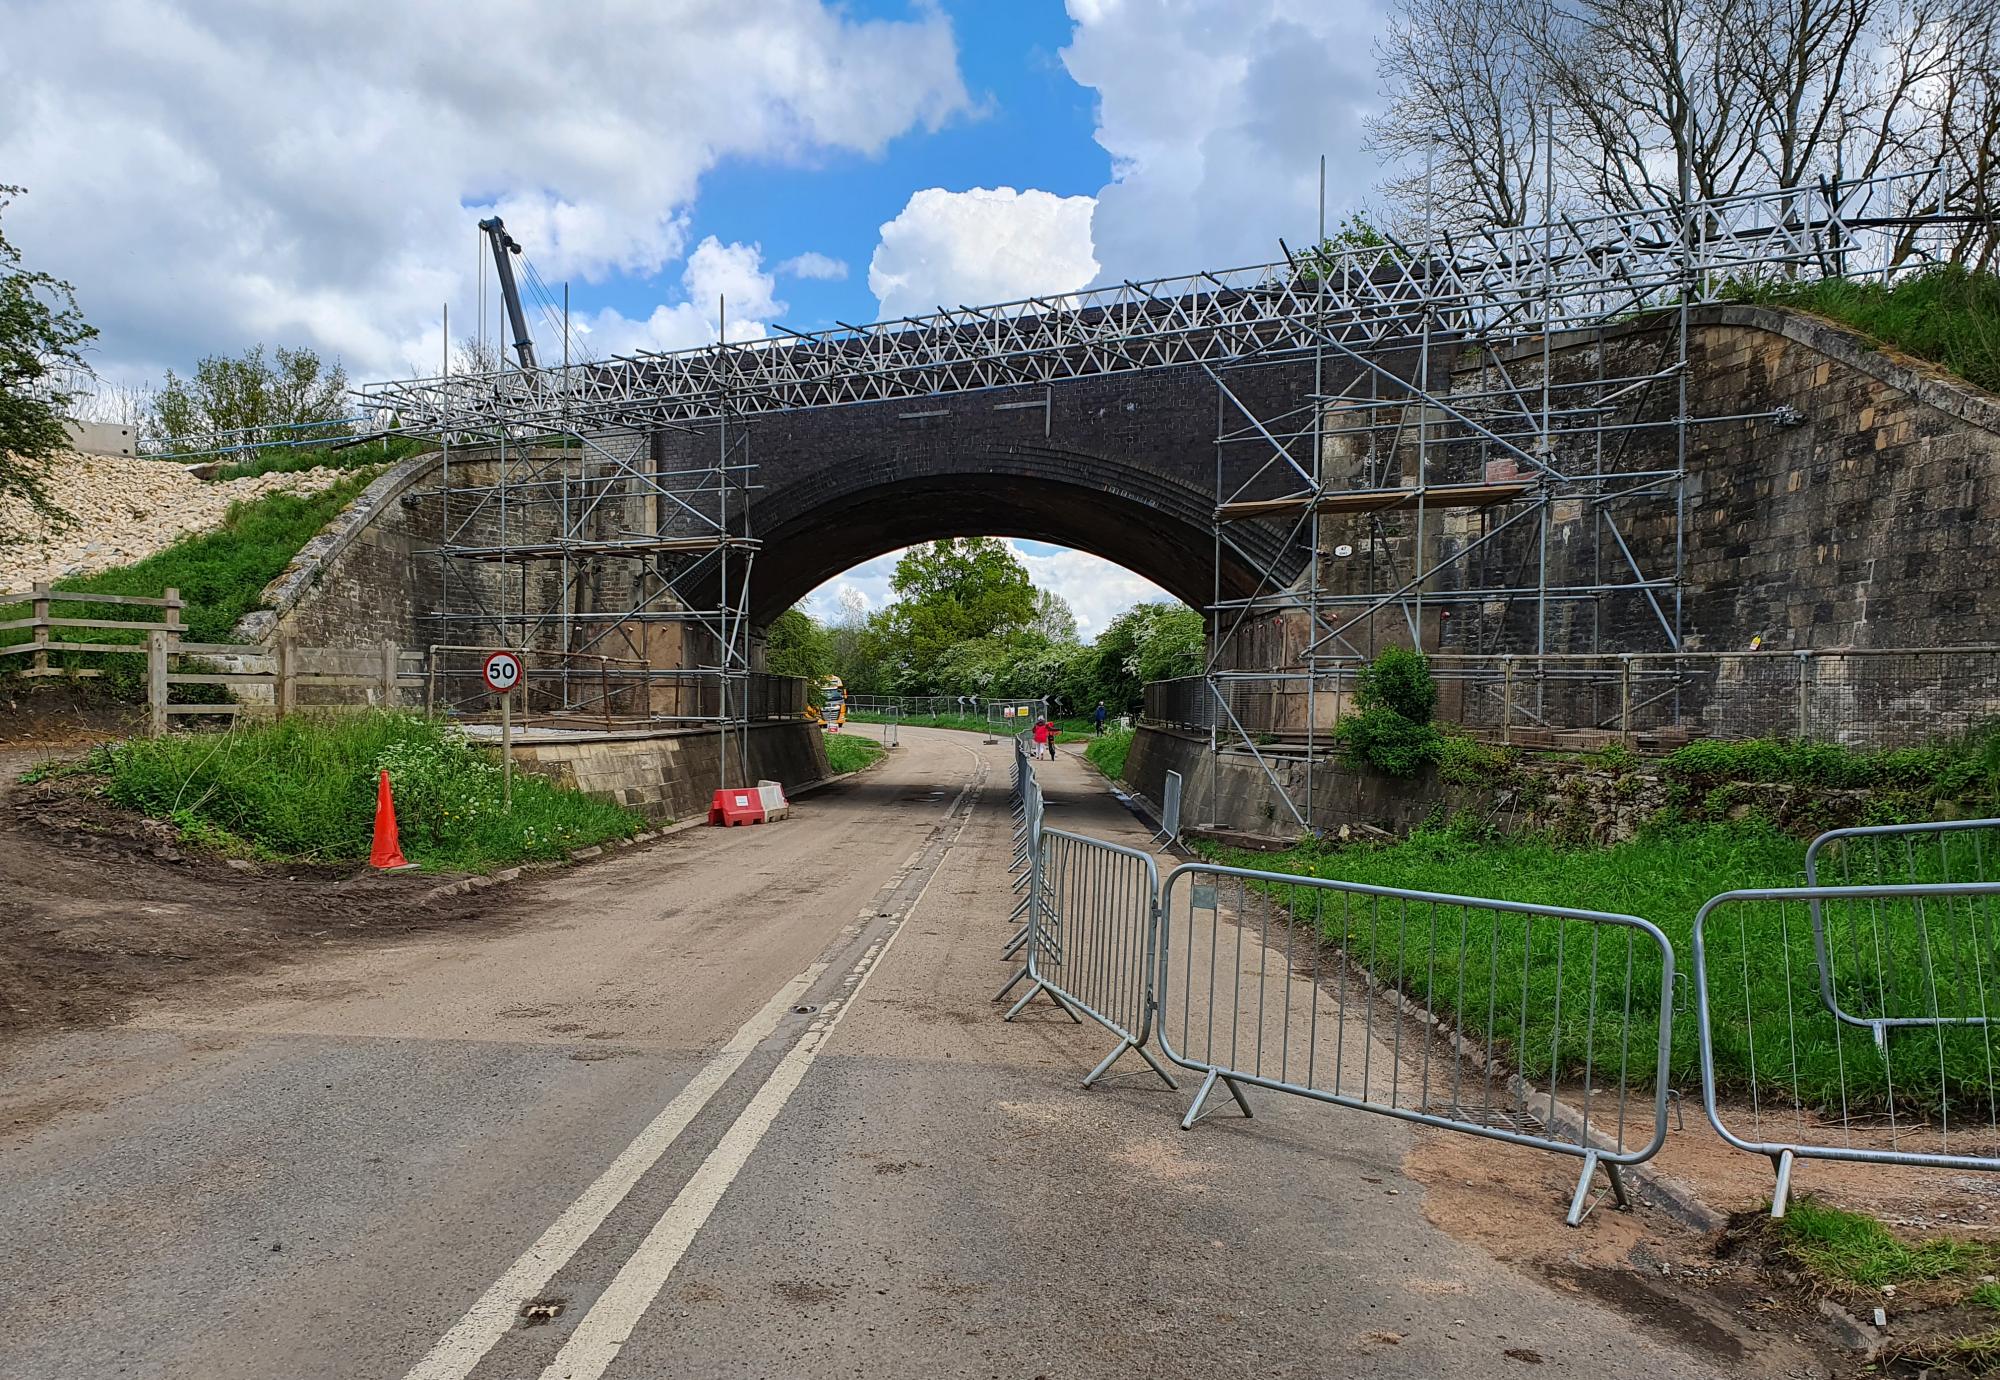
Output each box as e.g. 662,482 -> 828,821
575,236 -> 786,357
777,251 -> 850,281
868,186 -> 1098,320
1062,0 -> 1390,280
0,1 -> 967,383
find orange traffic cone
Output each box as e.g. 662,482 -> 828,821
371,768 -> 416,870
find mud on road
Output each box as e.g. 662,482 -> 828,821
0,750 -> 513,1042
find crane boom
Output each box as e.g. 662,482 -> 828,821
476,216 -> 538,370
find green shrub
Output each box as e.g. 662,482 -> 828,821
1357,646 -> 1437,722
1336,647 -> 1442,777
1435,732 -> 1515,786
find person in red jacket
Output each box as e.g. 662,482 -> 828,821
1032,717 -> 1053,760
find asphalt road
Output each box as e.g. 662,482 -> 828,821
0,728 -> 1769,1379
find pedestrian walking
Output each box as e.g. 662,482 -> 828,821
1033,717 -> 1054,760
1093,700 -> 1108,735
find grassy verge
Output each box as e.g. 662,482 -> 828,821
1193,816 -> 1996,1107
1779,1197 -> 1992,1290
822,733 -> 884,775
1083,725 -> 1134,780
1,470 -> 381,699
1735,265 -> 2000,396
94,711 -> 641,870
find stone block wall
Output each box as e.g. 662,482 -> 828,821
510,721 -> 832,822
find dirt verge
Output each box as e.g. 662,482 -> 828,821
0,748 -> 511,1042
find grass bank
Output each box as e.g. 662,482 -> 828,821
822,733 -> 883,775
2,470 -> 381,698
95,712 -> 640,870
1198,815 -> 1995,1110
1083,725 -> 1134,780
1738,265 -> 2000,396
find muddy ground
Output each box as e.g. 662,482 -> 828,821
0,746 -> 507,1043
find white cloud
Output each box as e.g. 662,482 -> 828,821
1006,543 -> 1171,637
777,251 -> 850,281
575,236 -> 785,356
0,1 -> 968,383
868,186 -> 1098,319
1062,0 -> 1390,280
798,543 -> 1174,639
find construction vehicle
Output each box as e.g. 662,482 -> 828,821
803,675 -> 847,731
477,217 -> 537,370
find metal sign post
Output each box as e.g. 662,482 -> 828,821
483,650 -> 523,811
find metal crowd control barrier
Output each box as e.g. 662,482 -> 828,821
1151,769 -> 1183,846
1155,863 -> 1677,1225
1805,819 -> 2000,1048
1693,879 -> 2000,1216
1009,828 -> 1179,1090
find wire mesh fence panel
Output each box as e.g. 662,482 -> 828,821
1692,881 -> 2000,1216
1808,652 -> 2000,750
1144,677 -> 1214,731
1156,863 -> 1676,1224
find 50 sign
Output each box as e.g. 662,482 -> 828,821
482,650 -> 523,695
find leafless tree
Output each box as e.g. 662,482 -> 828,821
1373,0 -> 1996,268
1370,0 -> 1557,228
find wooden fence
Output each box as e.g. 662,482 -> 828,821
2,583 -> 803,737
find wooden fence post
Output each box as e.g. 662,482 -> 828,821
163,587 -> 183,645
147,631 -> 169,737
31,581 -> 50,676
381,640 -> 399,709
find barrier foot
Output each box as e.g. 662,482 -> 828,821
994,965 -> 1031,1002
1563,1151 -> 1630,1227
1769,1149 -> 1795,1219
1002,980 -> 1083,1025
1181,1069 -> 1253,1130
1082,1038 -> 1179,1092
1564,1150 -> 1601,1227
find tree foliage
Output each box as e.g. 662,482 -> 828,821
0,185 -> 97,532
148,344 -> 350,454
764,607 -> 832,681
880,538 -> 1039,672
793,549 -> 1205,714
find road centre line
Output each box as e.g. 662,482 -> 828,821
535,764 -> 982,1380
403,743 -> 983,1380
399,961 -> 827,1380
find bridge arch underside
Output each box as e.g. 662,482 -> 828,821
742,451 -> 1284,625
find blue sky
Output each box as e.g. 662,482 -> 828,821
3,0 -> 1394,637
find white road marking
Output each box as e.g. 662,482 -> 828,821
400,961 -> 827,1380
535,769 -> 976,1380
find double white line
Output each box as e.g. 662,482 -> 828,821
406,763 -> 979,1380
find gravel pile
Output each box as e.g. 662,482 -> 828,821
0,454 -> 350,592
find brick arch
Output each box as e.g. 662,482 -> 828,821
650,363 -> 1318,625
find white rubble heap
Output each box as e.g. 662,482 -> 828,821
0,453 -> 350,590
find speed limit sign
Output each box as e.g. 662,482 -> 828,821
482,650 -> 523,694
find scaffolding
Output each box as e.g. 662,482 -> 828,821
362,167 -> 1970,811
